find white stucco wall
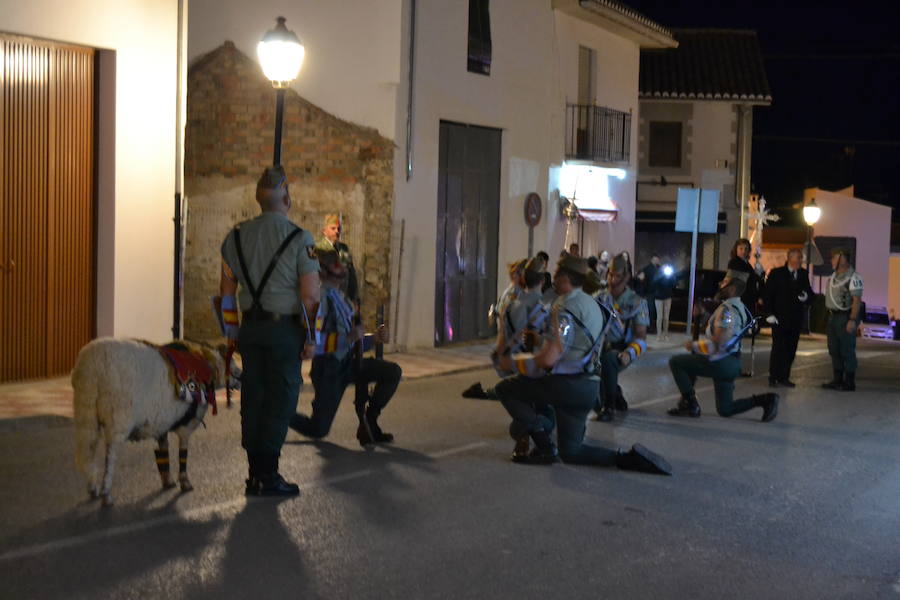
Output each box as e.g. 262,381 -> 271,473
2,0 -> 181,341
188,0 -> 402,140
392,0 -> 641,347
805,188 -> 892,309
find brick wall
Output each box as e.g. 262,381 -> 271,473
183,41 -> 394,340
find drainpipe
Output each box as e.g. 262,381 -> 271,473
172,0 -> 188,339
405,0 -> 417,180
736,104 -> 753,238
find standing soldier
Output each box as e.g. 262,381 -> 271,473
494,255 -> 671,475
594,253 -> 650,422
317,214 -> 359,304
219,166 -> 320,496
666,270 -> 778,422
821,247 -> 864,391
290,248 -> 400,445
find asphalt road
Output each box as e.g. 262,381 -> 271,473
1,338 -> 899,599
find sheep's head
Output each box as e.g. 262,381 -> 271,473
182,340 -> 241,390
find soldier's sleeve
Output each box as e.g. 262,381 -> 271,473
220,229 -> 238,276
634,297 -> 651,327
295,229 -> 320,276
849,273 -> 864,296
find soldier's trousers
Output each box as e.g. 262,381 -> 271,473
597,348 -> 627,410
238,320 -> 303,457
291,354 -> 402,438
826,311 -> 857,373
496,374 -> 618,466
668,353 -> 755,417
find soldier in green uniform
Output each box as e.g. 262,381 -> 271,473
289,248 -> 399,445
493,255 -> 671,475
594,253 -> 650,422
317,213 -> 359,304
821,247 -> 864,391
666,270 -> 778,421
219,166 -> 320,496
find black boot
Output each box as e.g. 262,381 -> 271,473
462,382 -> 490,399
841,371 -> 856,392
616,444 -> 672,475
245,453 -> 261,496
667,393 -> 701,418
512,430 -> 559,464
822,370 -> 844,390
511,435 -> 530,462
753,392 -> 779,422
615,385 -> 629,412
360,407 -> 394,444
257,454 -> 299,496
595,404 -> 614,422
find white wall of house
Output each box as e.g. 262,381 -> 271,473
188,0 -> 402,139
804,187 -> 892,309
392,0 -> 642,348
2,0 -> 182,341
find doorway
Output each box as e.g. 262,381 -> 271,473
1,34 -> 96,382
435,121 -> 501,345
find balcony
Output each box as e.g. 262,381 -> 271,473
565,103 -> 631,164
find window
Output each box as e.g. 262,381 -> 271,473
577,46 -> 594,104
649,121 -> 682,167
468,0 -> 491,75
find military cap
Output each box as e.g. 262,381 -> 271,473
556,254 -> 589,275
256,165 -> 287,190
507,259 -> 527,278
724,269 -> 749,283
583,269 -> 604,295
609,252 -> 632,275
524,256 -> 545,274
324,213 -> 342,227
831,246 -> 852,260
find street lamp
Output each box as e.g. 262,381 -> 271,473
802,198 -> 821,273
258,16 -> 305,166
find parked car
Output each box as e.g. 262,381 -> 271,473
860,306 -> 895,340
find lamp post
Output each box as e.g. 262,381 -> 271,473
257,16 -> 305,166
802,198 -> 821,274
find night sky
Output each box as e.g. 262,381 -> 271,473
626,0 -> 900,227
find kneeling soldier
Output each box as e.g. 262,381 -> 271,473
594,252 -> 650,422
667,270 -> 778,421
494,255 -> 671,475
290,248 -> 400,446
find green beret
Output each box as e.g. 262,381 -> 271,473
557,254 -> 589,275
507,259 -> 527,278
257,165 -> 287,190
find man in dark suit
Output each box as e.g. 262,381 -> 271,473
763,248 -> 814,387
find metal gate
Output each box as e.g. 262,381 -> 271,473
435,121 -> 500,345
1,34 -> 96,382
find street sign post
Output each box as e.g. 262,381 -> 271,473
675,188 -> 720,334
524,192 -> 542,258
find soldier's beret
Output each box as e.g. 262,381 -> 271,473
524,256 -> 545,274
831,246 -> 852,260
324,213 -> 341,227
583,269 -> 604,295
610,252 -> 632,275
507,259 -> 527,278
257,165 -> 287,190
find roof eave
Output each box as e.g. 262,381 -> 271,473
553,0 -> 678,49
638,93 -> 773,106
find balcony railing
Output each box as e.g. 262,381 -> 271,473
565,103 -> 631,164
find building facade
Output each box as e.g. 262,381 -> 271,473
634,29 -> 772,274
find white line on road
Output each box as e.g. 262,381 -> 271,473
0,468 -> 374,563
427,441 -> 488,459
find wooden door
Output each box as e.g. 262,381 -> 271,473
1,35 -> 95,382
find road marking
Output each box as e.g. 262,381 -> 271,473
427,441 -> 488,459
0,468 -> 374,563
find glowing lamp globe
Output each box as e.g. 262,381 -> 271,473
257,17 -> 305,88
803,201 -> 821,226
662,265 -> 674,277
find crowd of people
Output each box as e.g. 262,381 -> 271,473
215,166 -> 865,494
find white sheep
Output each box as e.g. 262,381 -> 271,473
72,338 -> 234,506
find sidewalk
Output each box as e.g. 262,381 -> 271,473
0,343 -> 495,422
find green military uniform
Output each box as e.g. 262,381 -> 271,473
823,262 -> 863,388
595,286 -> 650,418
221,211 -> 318,478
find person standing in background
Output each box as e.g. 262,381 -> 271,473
637,255 -> 660,335
821,247 -> 864,392
763,248 -> 814,387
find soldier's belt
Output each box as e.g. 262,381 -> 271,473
242,309 -> 300,323
827,309 -> 850,315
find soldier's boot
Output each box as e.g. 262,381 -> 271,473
615,385 -> 629,412
596,402 -> 614,423
257,454 -> 299,497
512,430 -> 559,465
462,382 -> 490,399
362,406 -> 394,444
841,371 -> 856,392
245,453 -> 261,496
511,435 -> 530,462
753,392 -> 779,422
821,370 -> 844,390
667,392 -> 701,418
616,444 -> 672,476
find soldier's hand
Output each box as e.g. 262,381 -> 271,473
375,324 -> 390,344
846,320 -> 857,334
684,341 -> 694,352
618,351 -> 632,367
302,342 -> 315,360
